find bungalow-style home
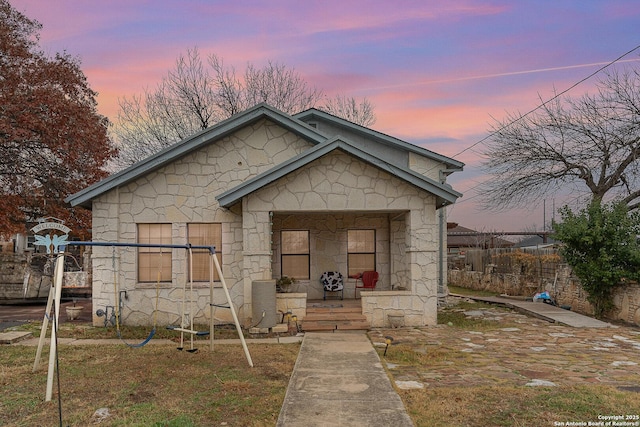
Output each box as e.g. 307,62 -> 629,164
66,103 -> 463,328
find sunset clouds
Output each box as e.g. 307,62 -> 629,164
11,0 -> 640,230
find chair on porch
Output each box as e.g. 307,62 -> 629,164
320,271 -> 344,300
355,271 -> 378,298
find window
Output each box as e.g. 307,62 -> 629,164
347,229 -> 375,276
187,223 -> 222,281
138,224 -> 172,282
281,230 -> 309,279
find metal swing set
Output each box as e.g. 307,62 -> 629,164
32,241 -> 253,402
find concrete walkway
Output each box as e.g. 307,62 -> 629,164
277,332 -> 414,427
456,294 -> 615,328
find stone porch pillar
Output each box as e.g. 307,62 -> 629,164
406,208 -> 438,324
241,199 -> 273,325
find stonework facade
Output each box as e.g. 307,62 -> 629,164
67,104 -> 463,328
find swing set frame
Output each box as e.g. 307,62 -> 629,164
33,241 -> 253,402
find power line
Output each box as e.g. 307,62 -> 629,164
443,43 -> 640,218
448,44 -> 640,161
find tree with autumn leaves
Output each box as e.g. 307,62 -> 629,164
0,0 -> 116,238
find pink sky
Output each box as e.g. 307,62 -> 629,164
10,0 -> 640,232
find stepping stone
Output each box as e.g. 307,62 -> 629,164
395,380 -> 424,390
611,361 -> 638,367
525,379 -> 557,387
0,331 -> 32,344
464,343 -> 485,348
464,310 -> 485,317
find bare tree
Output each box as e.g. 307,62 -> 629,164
112,47 -> 375,168
481,65 -> 640,211
319,94 -> 376,127
113,49 -> 223,167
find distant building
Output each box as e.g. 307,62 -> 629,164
447,223 -> 514,255
514,235 -> 558,249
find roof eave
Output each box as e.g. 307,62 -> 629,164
217,137 -> 462,209
66,104 -> 327,207
294,108 -> 465,171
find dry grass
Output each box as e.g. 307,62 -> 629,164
4,299 -> 640,426
374,298 -> 640,426
1,342 -> 299,426
14,321 -> 247,341
397,385 -> 639,426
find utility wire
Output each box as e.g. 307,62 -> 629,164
448,44 -> 640,162
446,44 -> 640,217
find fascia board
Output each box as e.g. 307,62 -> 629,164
216,137 -> 462,208
294,109 -> 464,171
66,104 -> 326,207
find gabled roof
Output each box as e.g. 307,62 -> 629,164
66,104 -> 326,208
294,108 -> 464,172
67,103 -> 463,209
216,136 -> 462,209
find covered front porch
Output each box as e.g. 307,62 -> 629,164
269,211 -> 406,298
241,206 -> 443,328
227,145 -> 453,328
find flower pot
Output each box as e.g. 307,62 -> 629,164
66,306 -> 83,321
388,314 -> 405,328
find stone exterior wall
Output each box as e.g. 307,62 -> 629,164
0,253 -> 52,300
90,119 -> 313,326
361,290 -> 433,327
0,253 -> 28,296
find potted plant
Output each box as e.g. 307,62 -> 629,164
65,298 -> 84,320
276,276 -> 296,293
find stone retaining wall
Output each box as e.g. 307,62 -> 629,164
448,259 -> 640,325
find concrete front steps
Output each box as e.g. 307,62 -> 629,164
301,305 -> 369,332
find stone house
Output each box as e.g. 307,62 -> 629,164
66,103 -> 463,328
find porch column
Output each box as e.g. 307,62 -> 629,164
407,208 -> 439,324
241,199 -> 273,325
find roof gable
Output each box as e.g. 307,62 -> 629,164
216,136 -> 462,209
66,104 -> 326,208
67,103 -> 464,209
294,108 -> 464,172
